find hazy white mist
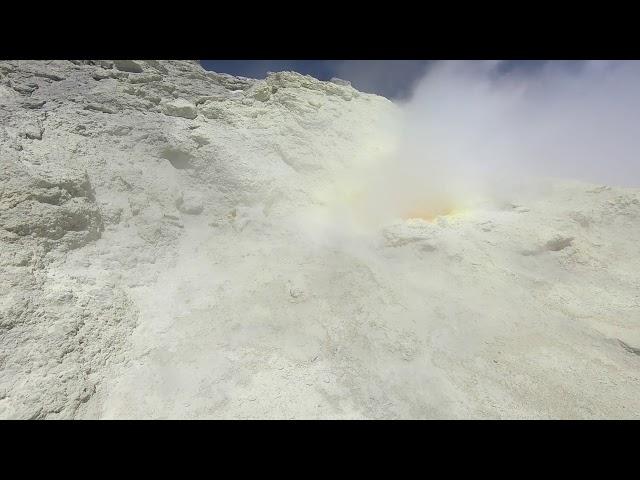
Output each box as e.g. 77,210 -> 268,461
396,60 -> 640,191
314,60 -> 640,234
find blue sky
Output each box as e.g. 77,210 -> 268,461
200,60 -> 549,99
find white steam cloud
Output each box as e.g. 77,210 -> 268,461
298,60 -> 640,244
363,61 -> 640,223
396,60 -> 640,193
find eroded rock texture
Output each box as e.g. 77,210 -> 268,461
1,60 -> 639,419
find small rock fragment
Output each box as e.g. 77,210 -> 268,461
162,98 -> 198,119
114,60 -> 144,73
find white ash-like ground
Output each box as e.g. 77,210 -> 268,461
1,60 -> 638,419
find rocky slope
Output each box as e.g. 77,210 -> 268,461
1,60 -> 639,419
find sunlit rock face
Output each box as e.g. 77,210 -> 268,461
1,60 -> 640,419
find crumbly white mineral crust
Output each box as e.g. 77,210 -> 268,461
1,60 -> 639,419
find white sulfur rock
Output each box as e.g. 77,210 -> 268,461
162,98 -> 198,120
1,60 -> 639,419
113,60 -> 144,74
